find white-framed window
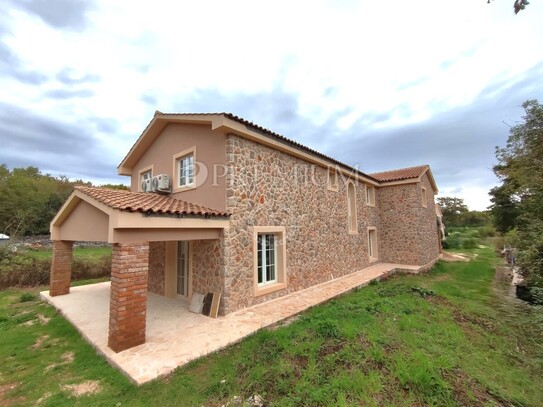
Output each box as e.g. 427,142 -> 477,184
327,167 -> 338,191
138,165 -> 153,192
347,181 -> 357,234
253,226 -> 287,296
173,147 -> 196,191
368,227 -> 378,261
178,154 -> 194,187
257,234 -> 277,286
421,186 -> 427,208
366,185 -> 376,207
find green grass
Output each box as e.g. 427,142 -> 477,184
23,246 -> 111,261
1,248 -> 542,406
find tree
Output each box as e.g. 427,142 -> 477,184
491,99 -> 543,290
487,0 -> 531,14
0,165 -> 74,237
436,196 -> 469,227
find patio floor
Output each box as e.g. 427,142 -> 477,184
40,261 -> 423,384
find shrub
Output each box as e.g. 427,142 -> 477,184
314,320 -> 342,339
0,252 -> 111,289
462,238 -> 478,249
445,234 -> 462,249
20,292 -> 37,302
477,225 -> 496,238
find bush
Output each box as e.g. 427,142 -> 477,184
477,226 -> 496,238
462,238 -> 478,249
20,292 -> 37,302
0,251 -> 111,289
445,234 -> 462,249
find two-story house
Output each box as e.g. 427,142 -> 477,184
49,112 -> 441,353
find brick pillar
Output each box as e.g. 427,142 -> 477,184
108,242 -> 149,353
50,240 -> 73,296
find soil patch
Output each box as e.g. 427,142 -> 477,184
30,335 -> 49,350
61,380 -> 101,397
0,382 -> 25,407
441,251 -> 471,262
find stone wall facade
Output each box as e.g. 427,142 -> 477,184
148,241 -> 165,296
191,238 -> 226,308
378,173 -> 439,266
221,134 -> 380,313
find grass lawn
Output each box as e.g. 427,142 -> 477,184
1,247 -> 542,406
23,246 -> 111,261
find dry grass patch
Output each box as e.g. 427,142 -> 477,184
61,380 -> 101,397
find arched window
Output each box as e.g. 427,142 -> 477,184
347,182 -> 357,233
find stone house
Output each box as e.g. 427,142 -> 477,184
49,112 -> 441,353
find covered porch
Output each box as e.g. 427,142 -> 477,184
48,186 -> 230,353
41,261 -> 423,384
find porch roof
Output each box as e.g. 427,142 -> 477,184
50,187 -> 230,243
74,186 -> 229,217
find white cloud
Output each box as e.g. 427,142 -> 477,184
0,0 -> 542,203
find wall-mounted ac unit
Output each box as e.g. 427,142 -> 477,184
152,174 -> 171,194
141,178 -> 151,193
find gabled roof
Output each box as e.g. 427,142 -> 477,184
369,165 -> 429,182
369,164 -> 438,193
117,112 -> 379,185
74,186 -> 229,218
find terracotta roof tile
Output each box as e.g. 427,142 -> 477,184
369,165 -> 429,182
75,186 -> 229,217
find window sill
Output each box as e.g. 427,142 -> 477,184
369,257 -> 379,263
254,282 -> 287,297
172,184 -> 196,193
327,185 -> 338,192
348,230 -> 359,235
366,203 -> 376,208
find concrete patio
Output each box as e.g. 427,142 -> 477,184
40,261 -> 424,384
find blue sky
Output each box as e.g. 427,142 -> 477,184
0,0 -> 542,210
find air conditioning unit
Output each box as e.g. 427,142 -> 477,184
152,174 -> 171,194
141,178 -> 151,193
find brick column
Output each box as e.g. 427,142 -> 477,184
108,242 -> 149,353
50,240 -> 73,296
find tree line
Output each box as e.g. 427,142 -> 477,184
489,100 -> 543,299
0,165 -> 127,238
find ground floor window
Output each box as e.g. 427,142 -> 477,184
253,226 -> 287,296
257,234 -> 277,285
368,227 -> 378,261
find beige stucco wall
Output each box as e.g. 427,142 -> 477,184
130,123 -> 227,211
378,172 -> 439,266
220,134 -> 380,314
57,200 -> 109,242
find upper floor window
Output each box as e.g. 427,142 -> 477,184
421,186 -> 427,208
366,185 -> 375,207
139,166 -> 153,192
173,147 -> 196,191
347,181 -> 357,234
327,167 -> 338,191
